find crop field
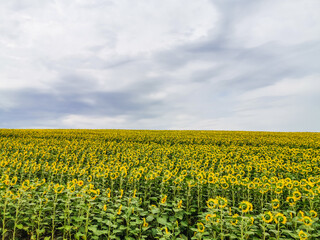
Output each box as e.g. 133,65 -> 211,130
0,129 -> 320,240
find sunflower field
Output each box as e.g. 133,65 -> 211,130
0,129 -> 320,240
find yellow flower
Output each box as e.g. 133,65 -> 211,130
117,205 -> 122,215
133,189 -> 137,198
177,200 -> 182,209
286,196 -> 296,206
272,199 -> 280,209
262,211 -> 273,223
207,198 -> 218,209
10,176 -> 18,186
161,195 -> 167,204
310,210 -> 317,218
250,217 -> 254,225
103,204 -> 107,211
78,180 -> 84,186
143,218 -> 148,227
239,200 -> 253,213
217,196 -> 228,208
197,222 -> 205,233
119,189 -> 123,199
106,188 -> 111,198
87,175 -> 92,182
274,187 -> 283,194
221,182 -> 229,189
205,214 -> 213,222
164,227 -> 169,235
299,230 -> 308,240
302,216 -> 312,226
274,213 -> 287,225
231,214 -> 239,225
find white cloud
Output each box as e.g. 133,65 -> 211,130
232,0 -> 320,47
61,114 -> 128,129
240,75 -> 320,100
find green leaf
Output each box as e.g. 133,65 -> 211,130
151,207 -> 160,214
157,217 -> 167,225
146,215 -> 154,222
16,224 -> 24,229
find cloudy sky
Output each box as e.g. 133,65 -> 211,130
1,0 -> 320,131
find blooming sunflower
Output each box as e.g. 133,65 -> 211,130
207,198 -> 218,209
239,200 -> 253,213
302,216 -> 312,226
262,211 -> 273,223
286,196 -> 296,206
298,230 -> 308,240
161,195 -> 167,204
217,196 -> 228,208
310,210 -> 317,218
272,199 -> 280,209
274,213 -> 287,224
293,190 -> 302,201
197,222 -> 205,233
231,214 -> 239,225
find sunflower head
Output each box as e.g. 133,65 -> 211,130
298,230 -> 308,240
231,214 -> 239,225
274,213 -> 287,225
302,216 -> 312,226
272,199 -> 280,209
197,222 -> 205,233
207,198 -> 218,209
239,201 -> 253,213
262,211 -> 273,223
217,196 -> 228,208
286,196 -> 296,206
310,210 -> 317,218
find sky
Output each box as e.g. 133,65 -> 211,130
0,0 -> 320,131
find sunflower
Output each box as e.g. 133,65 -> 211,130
274,187 -> 283,194
87,175 -> 92,182
231,214 -> 239,225
310,210 -> 317,218
197,222 -> 205,233
143,218 -> 148,227
302,216 -> 312,226
205,213 -> 214,222
161,195 -> 167,204
262,211 -> 273,223
103,204 -> 107,211
274,213 -> 287,224
207,198 -> 218,209
217,196 -> 228,208
133,189 -> 137,198
298,230 -> 308,240
239,200 -> 253,213
117,205 -> 122,215
250,217 -> 254,225
286,196 -> 296,206
221,182 -> 229,189
177,200 -> 182,209
272,199 -> 280,209
293,190 -> 302,201
285,182 -> 293,190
